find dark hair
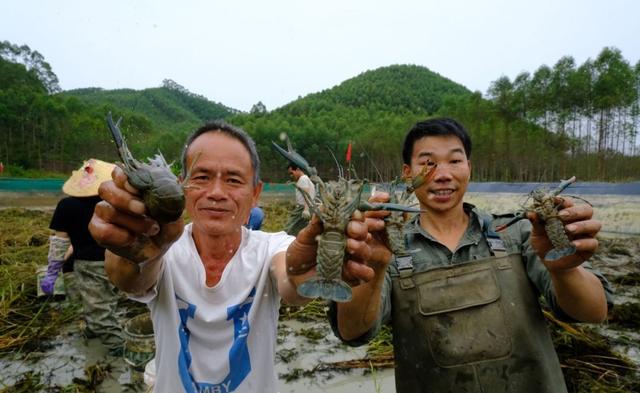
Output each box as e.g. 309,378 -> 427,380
401,118 -> 472,165
287,164 -> 299,171
181,120 -> 261,186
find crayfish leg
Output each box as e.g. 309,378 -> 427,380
495,211 -> 527,232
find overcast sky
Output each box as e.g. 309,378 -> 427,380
1,0 -> 638,112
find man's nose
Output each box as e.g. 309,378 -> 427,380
431,163 -> 453,180
205,177 -> 226,198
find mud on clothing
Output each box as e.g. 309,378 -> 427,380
130,224 -> 294,393
329,203 -> 614,393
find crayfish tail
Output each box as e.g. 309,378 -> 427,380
545,245 -> 577,261
298,278 -> 353,303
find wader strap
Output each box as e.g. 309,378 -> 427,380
395,233 -> 415,286
481,214 -> 507,258
396,255 -> 415,289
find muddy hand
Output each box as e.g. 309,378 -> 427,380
528,197 -> 601,270
342,210 -> 374,286
363,191 -> 394,272
89,166 -> 184,264
286,211 -> 373,287
285,215 -> 323,282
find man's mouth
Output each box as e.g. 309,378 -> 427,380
200,206 -> 229,213
431,189 -> 454,196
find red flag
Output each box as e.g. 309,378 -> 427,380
346,142 -> 352,163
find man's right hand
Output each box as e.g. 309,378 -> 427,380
89,166 -> 184,267
333,191 -> 395,341
363,191 -> 394,273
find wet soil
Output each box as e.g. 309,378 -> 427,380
0,192 -> 638,392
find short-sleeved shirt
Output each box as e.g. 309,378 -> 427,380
295,174 -> 315,206
49,196 -> 105,262
330,203 -> 614,345
129,224 -> 294,393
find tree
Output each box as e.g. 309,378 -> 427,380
592,47 -> 636,177
250,101 -> 267,114
0,41 -> 60,93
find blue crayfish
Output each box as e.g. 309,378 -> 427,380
272,138 -> 422,302
106,113 -> 184,224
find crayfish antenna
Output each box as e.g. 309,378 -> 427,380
181,150 -> 203,188
361,148 -> 384,185
326,147 -> 344,179
495,211 -> 527,232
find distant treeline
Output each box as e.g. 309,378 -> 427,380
0,40 -> 638,182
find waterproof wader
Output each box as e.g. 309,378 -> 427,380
391,252 -> 568,393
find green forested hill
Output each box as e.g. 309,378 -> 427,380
1,40 -> 638,181
64,79 -> 237,132
233,65 -> 474,181
279,64 -> 471,115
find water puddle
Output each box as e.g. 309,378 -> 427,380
0,317 -> 393,392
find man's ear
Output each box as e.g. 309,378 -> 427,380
402,163 -> 412,179
253,181 -> 264,205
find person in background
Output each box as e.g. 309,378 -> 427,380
283,163 -> 315,236
40,158 -> 123,353
246,206 -> 265,230
328,118 -> 613,393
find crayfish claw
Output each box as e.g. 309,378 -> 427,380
271,140 -> 317,178
359,202 -> 421,213
406,163 -> 437,193
106,112 -> 125,152
552,176 -> 577,197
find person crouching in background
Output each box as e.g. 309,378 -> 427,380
40,158 -> 123,354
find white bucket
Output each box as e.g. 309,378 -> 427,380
123,313 -> 155,371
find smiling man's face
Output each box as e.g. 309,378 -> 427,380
403,134 -> 471,214
184,131 -> 261,236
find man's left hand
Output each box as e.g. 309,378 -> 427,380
528,197 -> 601,271
286,212 -> 374,288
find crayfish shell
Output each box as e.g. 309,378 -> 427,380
142,182 -> 185,224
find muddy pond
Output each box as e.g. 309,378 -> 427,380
0,190 -> 638,392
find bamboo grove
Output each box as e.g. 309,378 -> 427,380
0,40 -> 638,182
